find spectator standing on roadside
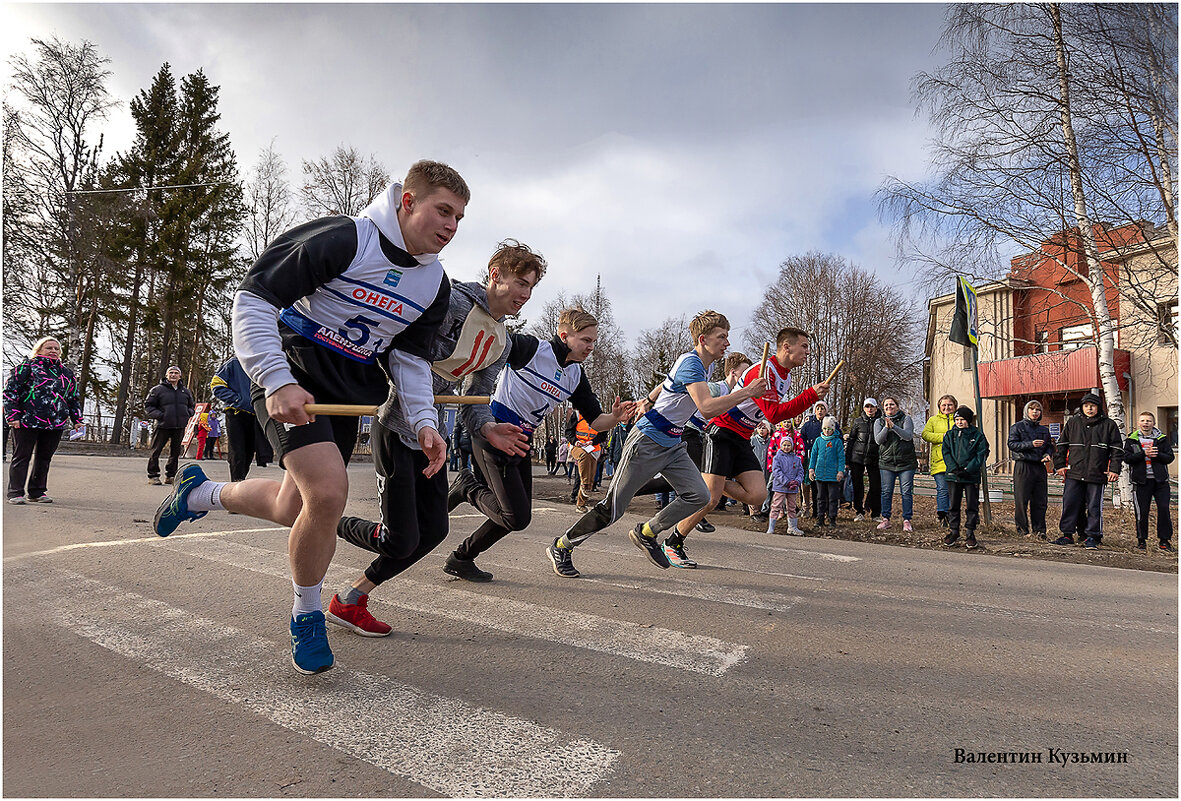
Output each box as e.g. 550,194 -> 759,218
1124,411 -> 1175,552
768,435 -> 804,535
4,336 -> 84,504
210,356 -> 267,481
845,398 -> 882,522
799,401 -> 831,520
204,410 -> 223,459
875,396 -> 918,533
558,438 -> 572,481
921,394 -> 957,528
808,415 -> 845,528
144,365 -> 194,485
1052,392 -> 1124,550
1007,400 -> 1054,539
749,421 -> 771,522
941,406 -> 990,550
544,437 -> 558,474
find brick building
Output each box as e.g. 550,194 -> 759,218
925,222 -> 1178,476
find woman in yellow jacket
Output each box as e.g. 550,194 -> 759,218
922,394 -> 958,528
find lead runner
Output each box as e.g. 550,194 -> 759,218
151,160 -> 468,675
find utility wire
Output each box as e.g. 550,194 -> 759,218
65,181 -> 234,195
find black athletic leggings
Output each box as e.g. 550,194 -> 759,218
455,428 -> 534,560
335,419 -> 448,586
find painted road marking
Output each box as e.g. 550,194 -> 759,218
740,542 -> 861,562
156,537 -> 749,676
2,527 -> 285,563
8,563 -> 619,797
477,556 -> 806,612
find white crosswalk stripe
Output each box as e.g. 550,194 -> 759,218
155,536 -> 750,676
8,563 -> 620,797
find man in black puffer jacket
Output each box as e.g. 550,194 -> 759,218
845,398 -> 881,520
144,365 -> 196,485
1007,400 -> 1054,539
1052,392 -> 1124,549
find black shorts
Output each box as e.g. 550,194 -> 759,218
251,329 -> 385,466
703,425 -> 762,479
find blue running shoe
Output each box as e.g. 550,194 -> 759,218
290,611 -> 335,674
153,463 -> 209,537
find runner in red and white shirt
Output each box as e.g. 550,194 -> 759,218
671,326 -> 829,550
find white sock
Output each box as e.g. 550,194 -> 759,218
292,580 -> 323,617
187,481 -> 226,511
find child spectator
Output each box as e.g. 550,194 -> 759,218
1052,392 -> 1124,550
768,436 -> 804,535
808,415 -> 845,528
941,406 -> 990,550
1124,411 -> 1175,552
1007,400 -> 1053,539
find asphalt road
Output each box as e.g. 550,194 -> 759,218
3,455 -> 1177,797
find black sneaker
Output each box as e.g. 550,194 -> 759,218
1051,535 -> 1075,546
964,534 -> 978,550
696,518 -> 716,533
547,542 -> 579,578
1035,532 -> 1048,541
942,531 -> 959,547
629,525 -> 670,569
1083,538 -> 1100,550
1160,541 -> 1174,553
443,551 -> 493,582
447,468 -> 477,513
1136,540 -> 1147,551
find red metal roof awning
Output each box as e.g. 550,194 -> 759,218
979,346 -> 1130,398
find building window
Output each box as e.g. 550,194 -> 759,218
1059,322 -> 1094,350
1037,330 -> 1049,353
1158,300 -> 1179,346
962,344 -> 973,371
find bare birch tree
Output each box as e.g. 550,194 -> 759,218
877,3 -> 1178,501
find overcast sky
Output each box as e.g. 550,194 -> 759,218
2,2 -> 949,351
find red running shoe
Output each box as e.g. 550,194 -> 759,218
326,593 -> 391,637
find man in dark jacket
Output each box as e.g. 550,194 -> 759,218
144,365 -> 195,484
211,356 -> 271,481
1124,411 -> 1175,551
1052,392 -> 1124,549
1007,400 -> 1054,539
941,406 -> 990,550
845,398 -> 881,521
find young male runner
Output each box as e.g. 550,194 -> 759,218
152,161 -> 468,674
671,327 -> 830,556
630,350 -> 752,564
546,311 -> 767,578
326,241 -> 546,635
442,307 -> 637,582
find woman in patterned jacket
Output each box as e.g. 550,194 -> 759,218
4,337 -> 84,504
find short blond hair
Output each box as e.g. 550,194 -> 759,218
558,307 -> 598,334
28,336 -> 60,359
403,159 -> 470,204
689,310 -> 729,343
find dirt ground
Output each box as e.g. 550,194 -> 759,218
533,470 -> 1178,575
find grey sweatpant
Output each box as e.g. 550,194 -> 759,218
560,426 -> 710,547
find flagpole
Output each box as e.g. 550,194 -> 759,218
970,343 -> 992,524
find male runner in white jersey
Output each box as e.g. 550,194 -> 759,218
547,310 -> 767,578
323,241 -> 548,633
153,160 -> 467,674
672,326 -> 829,551
443,307 -> 637,581
631,350 -> 752,565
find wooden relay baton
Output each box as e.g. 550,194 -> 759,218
759,342 -> 770,377
305,396 -> 491,416
824,360 -> 846,386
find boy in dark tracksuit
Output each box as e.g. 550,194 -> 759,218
1007,400 -> 1054,539
941,406 -> 990,550
1124,411 -> 1175,552
1053,392 -> 1124,549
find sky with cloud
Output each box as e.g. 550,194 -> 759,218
2,3 -> 950,350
